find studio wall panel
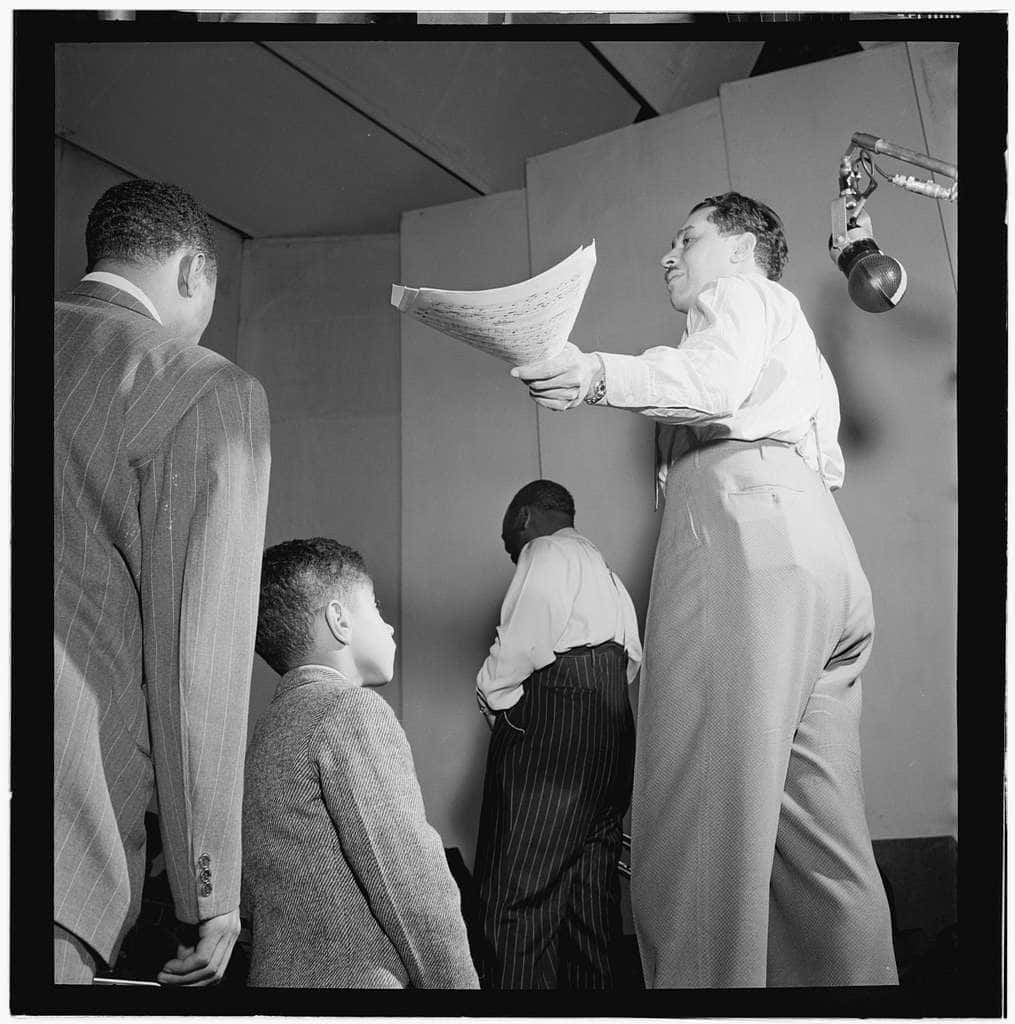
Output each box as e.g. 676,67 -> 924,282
239,235 -> 402,733
524,98 -> 731,661
720,43 -> 957,839
54,140 -> 129,295
54,138 -> 244,364
400,190 -> 539,867
908,41 -> 958,288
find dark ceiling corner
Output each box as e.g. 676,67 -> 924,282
751,38 -> 864,78
581,42 -> 659,123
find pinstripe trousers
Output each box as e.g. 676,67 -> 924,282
631,439 -> 898,988
473,642 -> 635,989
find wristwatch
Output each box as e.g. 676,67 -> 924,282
584,353 -> 607,405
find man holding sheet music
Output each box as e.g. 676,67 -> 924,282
511,192 -> 897,989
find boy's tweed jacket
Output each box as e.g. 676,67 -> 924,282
242,664 -> 480,988
54,279 -> 271,967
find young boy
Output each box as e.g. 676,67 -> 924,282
242,537 -> 479,988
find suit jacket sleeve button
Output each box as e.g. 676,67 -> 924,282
198,854 -> 211,869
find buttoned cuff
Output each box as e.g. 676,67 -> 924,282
196,853 -> 213,899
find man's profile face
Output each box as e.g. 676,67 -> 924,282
660,206 -> 743,314
501,508 -> 528,565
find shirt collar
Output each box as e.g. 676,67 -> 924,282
273,663 -> 357,701
518,526 -> 581,561
81,271 -> 163,324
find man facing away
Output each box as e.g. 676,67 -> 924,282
472,480 -> 642,989
54,180 -> 271,984
242,538 -> 479,988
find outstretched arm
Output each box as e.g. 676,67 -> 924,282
513,277 -> 768,422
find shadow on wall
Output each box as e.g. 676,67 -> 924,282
401,579 -> 504,869
449,727 -> 493,874
813,274 -> 956,458
446,591 -> 503,871
812,278 -> 883,456
873,297 -> 956,355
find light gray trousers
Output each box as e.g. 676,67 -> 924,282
631,439 -> 898,988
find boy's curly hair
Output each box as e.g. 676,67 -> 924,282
256,538 -> 371,675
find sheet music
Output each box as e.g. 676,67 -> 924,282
391,242 -> 596,365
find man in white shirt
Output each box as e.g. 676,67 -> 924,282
511,193 -> 897,988
472,480 -> 641,990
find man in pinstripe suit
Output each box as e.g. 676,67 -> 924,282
472,480 -> 641,989
54,180 -> 271,985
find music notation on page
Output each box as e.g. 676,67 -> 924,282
391,242 -> 597,366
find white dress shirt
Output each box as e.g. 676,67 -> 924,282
596,273 -> 845,493
476,527 -> 642,717
81,271 -> 163,324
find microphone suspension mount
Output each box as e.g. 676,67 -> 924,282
828,131 -> 956,313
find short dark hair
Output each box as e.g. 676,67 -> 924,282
506,479 -> 575,522
256,537 -> 371,675
85,179 -> 218,278
690,191 -> 789,281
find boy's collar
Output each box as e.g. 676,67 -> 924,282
273,662 -> 358,701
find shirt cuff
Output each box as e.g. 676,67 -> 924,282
595,351 -> 647,407
476,683 -> 525,714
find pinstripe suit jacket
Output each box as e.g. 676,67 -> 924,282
242,665 -> 479,988
54,279 -> 271,965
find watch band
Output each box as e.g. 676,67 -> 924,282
585,353 -> 607,405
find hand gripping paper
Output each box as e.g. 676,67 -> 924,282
391,242 -> 596,366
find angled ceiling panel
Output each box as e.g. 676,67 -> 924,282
592,41 -> 764,113
55,42 -> 476,236
265,41 -> 642,195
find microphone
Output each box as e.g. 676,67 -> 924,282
835,237 -> 908,313
828,202 -> 907,313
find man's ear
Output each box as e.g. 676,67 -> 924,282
323,599 -> 352,647
731,232 -> 757,264
177,251 -> 207,298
